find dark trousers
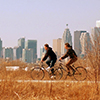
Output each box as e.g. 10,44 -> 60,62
46,58 -> 57,73
46,58 -> 57,68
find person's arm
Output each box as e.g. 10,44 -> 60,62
59,51 -> 68,60
61,53 -> 68,59
42,50 -> 49,61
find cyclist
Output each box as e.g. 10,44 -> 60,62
41,44 -> 57,74
59,43 -> 77,75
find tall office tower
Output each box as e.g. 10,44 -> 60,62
13,47 -> 17,60
2,47 -> 5,59
5,47 -> 13,60
61,27 -> 72,55
91,27 -> 100,46
74,31 -> 86,56
22,49 -> 33,63
80,32 -> 91,56
40,46 -> 45,59
18,37 -> 25,49
13,46 -> 22,60
25,40 -> 37,62
53,38 -> 62,58
18,37 -> 25,58
0,38 -> 2,58
96,20 -> 100,27
91,27 -> 100,39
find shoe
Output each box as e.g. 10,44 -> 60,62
46,66 -> 51,72
51,75 -> 56,79
41,67 -> 44,70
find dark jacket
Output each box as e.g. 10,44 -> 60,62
42,47 -> 57,61
61,46 -> 77,59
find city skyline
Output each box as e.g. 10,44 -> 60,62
0,22 -> 99,58
0,0 -> 100,57
0,22 -> 99,62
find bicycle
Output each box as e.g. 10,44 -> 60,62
31,62 -> 63,80
58,60 -> 87,81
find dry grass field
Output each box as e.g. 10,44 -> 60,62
0,79 -> 100,100
0,59 -> 100,100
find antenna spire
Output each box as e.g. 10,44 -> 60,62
66,24 -> 68,28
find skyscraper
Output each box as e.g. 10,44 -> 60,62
0,38 -> 2,58
80,32 -> 91,56
25,40 -> 37,62
18,37 -> 25,49
53,38 -> 62,58
22,49 -> 33,63
74,31 -> 86,56
5,47 -> 13,60
40,46 -> 45,59
13,46 -> 22,60
61,27 -> 72,55
92,27 -> 100,37
2,47 -> 5,59
96,20 -> 100,27
91,27 -> 100,47
18,37 -> 25,59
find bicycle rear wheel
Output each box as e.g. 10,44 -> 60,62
73,66 -> 87,81
31,67 -> 44,80
49,68 -> 63,80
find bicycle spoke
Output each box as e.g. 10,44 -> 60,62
73,67 -> 87,81
31,68 -> 44,80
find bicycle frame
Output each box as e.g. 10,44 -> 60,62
58,60 -> 87,81
39,62 -> 47,71
59,62 -> 67,71
40,62 -> 55,73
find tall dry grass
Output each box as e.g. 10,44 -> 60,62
0,80 -> 100,100
74,31 -> 100,95
0,58 -> 100,100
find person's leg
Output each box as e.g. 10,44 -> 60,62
46,60 -> 51,66
50,58 -> 57,68
66,58 -> 77,73
50,58 -> 57,73
45,60 -> 52,72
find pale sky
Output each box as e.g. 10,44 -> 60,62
0,0 -> 100,57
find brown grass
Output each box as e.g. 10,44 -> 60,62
0,60 -> 100,100
0,80 -> 100,100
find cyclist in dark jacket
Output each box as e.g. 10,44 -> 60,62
59,43 -> 77,75
41,44 -> 57,72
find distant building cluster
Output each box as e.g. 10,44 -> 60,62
52,21 -> 100,59
1,37 -> 37,63
52,28 -> 91,59
0,20 -> 100,63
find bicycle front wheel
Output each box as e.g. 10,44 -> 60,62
31,67 -> 44,80
49,68 -> 63,80
73,66 -> 87,81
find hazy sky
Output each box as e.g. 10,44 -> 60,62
0,0 -> 100,57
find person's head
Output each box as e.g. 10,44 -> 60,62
64,43 -> 71,49
44,44 -> 49,50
